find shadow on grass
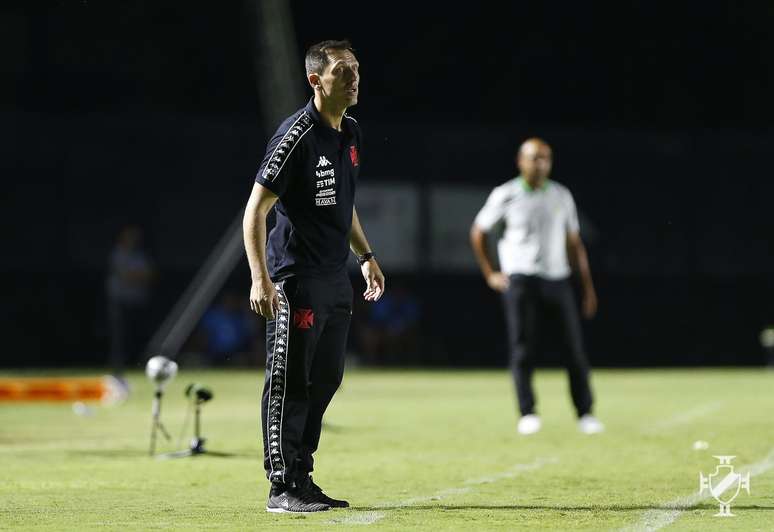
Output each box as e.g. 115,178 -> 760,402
321,422 -> 348,433
64,449 -> 260,459
353,504 -> 774,512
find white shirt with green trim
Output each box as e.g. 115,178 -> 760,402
474,177 -> 580,280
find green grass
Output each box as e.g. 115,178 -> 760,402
2,368 -> 773,530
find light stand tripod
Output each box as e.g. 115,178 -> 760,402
189,393 -> 207,454
145,356 -> 178,457
156,383 -> 233,459
149,387 -> 172,456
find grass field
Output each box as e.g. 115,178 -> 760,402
2,368 -> 773,530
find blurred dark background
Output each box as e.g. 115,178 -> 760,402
1,1 -> 772,369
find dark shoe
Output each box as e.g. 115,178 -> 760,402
266,482 -> 330,513
298,475 -> 350,508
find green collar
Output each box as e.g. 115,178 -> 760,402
517,176 -> 549,192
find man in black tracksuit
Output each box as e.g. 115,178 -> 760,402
243,40 -> 385,513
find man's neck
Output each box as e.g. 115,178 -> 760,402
314,95 -> 346,131
521,175 -> 548,191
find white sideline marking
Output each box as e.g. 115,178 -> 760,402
464,456 -> 559,486
621,447 -> 774,532
327,456 -> 558,526
642,401 -> 723,433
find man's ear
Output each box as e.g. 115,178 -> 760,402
308,73 -> 321,89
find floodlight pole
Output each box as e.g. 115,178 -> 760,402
143,0 -> 303,363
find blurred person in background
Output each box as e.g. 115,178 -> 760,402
199,291 -> 258,366
470,138 -> 604,435
106,224 -> 155,378
357,283 -> 420,365
243,40 -> 385,513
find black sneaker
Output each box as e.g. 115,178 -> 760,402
298,475 -> 350,508
266,482 -> 330,513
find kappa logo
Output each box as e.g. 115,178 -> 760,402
317,155 -> 332,167
349,145 -> 360,167
293,308 -> 314,329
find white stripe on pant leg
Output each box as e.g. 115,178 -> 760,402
278,282 -> 290,482
267,281 -> 290,483
266,295 -> 280,481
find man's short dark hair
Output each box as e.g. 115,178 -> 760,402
305,40 -> 355,76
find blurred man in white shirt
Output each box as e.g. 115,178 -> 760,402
470,138 -> 603,435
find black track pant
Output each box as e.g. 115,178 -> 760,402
502,274 -> 593,418
261,273 -> 352,485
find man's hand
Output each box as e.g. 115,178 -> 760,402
249,278 -> 279,319
582,287 -> 598,319
486,272 -> 510,293
361,259 -> 385,302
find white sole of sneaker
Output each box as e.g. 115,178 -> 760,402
265,506 -> 329,513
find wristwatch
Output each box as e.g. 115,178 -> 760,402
357,251 -> 375,265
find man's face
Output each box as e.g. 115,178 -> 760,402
518,142 -> 553,181
316,49 -> 359,107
